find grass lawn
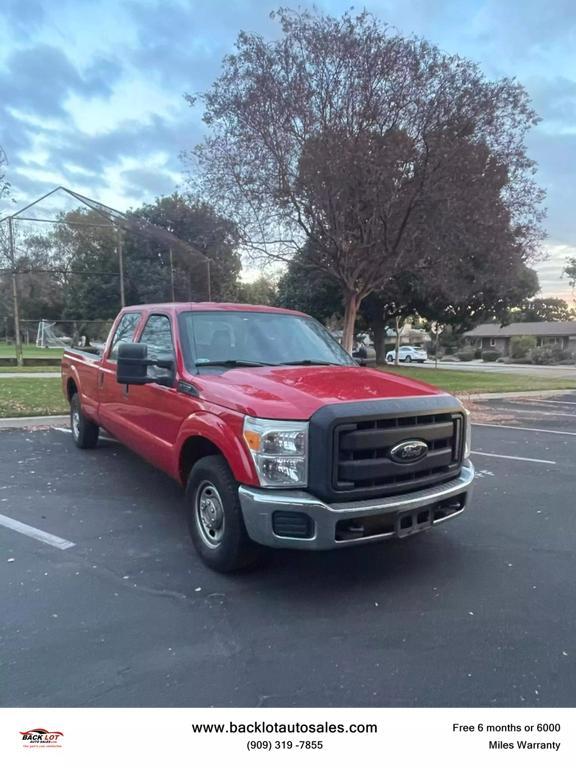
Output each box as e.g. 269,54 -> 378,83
1,366 -> 575,420
381,366 -> 576,394
0,378 -> 67,418
0,342 -> 64,358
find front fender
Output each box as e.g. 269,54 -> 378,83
175,409 -> 258,486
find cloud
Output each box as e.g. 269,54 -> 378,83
1,0 -> 47,36
536,242 -> 575,299
121,167 -> 180,199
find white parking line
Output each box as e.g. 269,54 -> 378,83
0,513 -> 75,550
495,407 -> 576,419
471,451 -> 556,465
53,427 -> 117,443
518,399 -> 576,407
473,423 -> 576,437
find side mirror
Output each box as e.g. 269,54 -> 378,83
116,343 -> 175,386
117,342 -> 150,385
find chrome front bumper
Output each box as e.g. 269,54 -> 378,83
238,461 -> 474,550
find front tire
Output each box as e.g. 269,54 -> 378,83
70,393 -> 99,449
404,355 -> 412,363
186,455 -> 260,572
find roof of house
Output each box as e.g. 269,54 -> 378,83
464,321 -> 576,338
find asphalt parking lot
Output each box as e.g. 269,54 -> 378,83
1,393 -> 575,707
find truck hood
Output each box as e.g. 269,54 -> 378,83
192,365 -> 443,420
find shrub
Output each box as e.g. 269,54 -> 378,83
457,346 -> 476,362
510,335 -> 537,359
504,356 -> 531,364
530,344 -> 570,365
481,350 -> 500,362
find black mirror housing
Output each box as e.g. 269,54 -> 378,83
117,342 -> 150,385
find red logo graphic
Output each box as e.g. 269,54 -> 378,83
20,728 -> 64,748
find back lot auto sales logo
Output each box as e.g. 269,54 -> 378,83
20,728 -> 64,748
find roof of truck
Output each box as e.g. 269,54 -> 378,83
122,302 -> 306,316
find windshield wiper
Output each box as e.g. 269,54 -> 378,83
195,359 -> 268,368
279,359 -> 338,366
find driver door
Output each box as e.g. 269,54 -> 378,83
121,313 -> 186,475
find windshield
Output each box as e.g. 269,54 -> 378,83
179,311 -> 354,369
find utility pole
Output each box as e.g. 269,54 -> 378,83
206,259 -> 212,302
116,227 -> 125,307
169,248 -> 176,302
8,217 -> 23,366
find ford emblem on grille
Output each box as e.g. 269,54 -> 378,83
389,439 -> 428,464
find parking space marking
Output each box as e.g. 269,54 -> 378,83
485,407 -> 576,419
517,399 -> 576,407
52,427 -> 117,443
0,513 -> 75,550
473,423 -> 576,437
471,451 -> 556,465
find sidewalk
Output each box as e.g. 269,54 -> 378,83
0,371 -> 60,378
0,414 -> 68,430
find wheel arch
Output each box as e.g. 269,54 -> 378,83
66,376 -> 78,402
176,413 -> 258,488
179,436 -> 223,486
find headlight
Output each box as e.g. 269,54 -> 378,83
243,416 -> 308,488
464,413 -> 472,459
455,399 -> 472,459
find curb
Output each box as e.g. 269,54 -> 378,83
0,414 -> 68,430
458,389 -> 576,401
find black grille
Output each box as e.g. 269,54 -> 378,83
333,411 -> 463,495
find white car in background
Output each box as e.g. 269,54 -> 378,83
386,345 -> 428,364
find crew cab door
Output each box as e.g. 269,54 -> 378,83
121,313 -> 191,476
97,310 -> 143,441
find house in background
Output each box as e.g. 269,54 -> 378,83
463,321 -> 576,355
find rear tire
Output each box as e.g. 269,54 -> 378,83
70,393 -> 99,449
404,355 -> 412,363
186,455 -> 261,572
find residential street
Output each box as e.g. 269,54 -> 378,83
396,360 -> 576,379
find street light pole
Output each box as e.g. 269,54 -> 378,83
116,227 -> 125,307
169,248 -> 176,302
8,217 -> 23,366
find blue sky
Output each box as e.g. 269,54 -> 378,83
0,0 -> 575,297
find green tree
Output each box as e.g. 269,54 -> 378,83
49,196 -> 242,326
511,297 -> 575,322
235,275 -> 278,306
132,194 -> 241,303
276,246 -> 342,323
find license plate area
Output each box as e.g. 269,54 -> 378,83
395,507 -> 433,538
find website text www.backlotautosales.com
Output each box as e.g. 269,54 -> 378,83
191,720 -> 378,735
190,719 -> 378,752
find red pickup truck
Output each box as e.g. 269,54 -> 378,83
61,303 -> 474,571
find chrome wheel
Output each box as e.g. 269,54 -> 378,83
71,406 -> 80,440
195,481 -> 225,549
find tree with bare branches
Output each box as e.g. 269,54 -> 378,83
188,8 -> 543,350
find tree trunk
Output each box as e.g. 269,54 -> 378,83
394,315 -> 402,365
373,317 -> 387,364
342,292 -> 359,352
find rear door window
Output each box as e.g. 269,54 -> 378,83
108,312 -> 141,360
138,314 -> 175,380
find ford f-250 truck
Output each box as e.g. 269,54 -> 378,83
61,303 -> 474,572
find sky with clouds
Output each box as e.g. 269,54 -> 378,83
0,0 -> 575,298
